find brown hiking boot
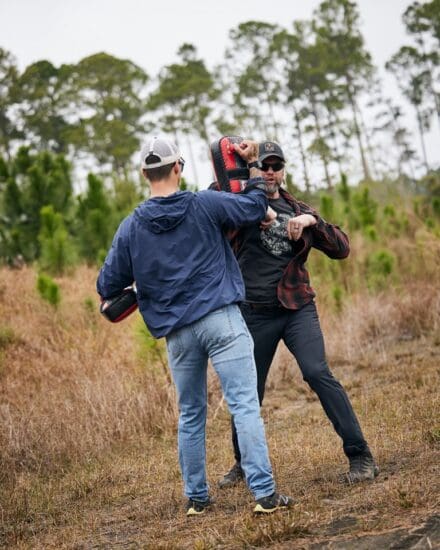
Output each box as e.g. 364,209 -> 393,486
341,448 -> 379,484
218,462 -> 244,488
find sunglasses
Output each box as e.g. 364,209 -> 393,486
178,158 -> 185,172
261,161 -> 285,172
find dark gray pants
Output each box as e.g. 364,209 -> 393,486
231,301 -> 367,462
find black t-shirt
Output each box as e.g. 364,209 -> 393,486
236,194 -> 298,304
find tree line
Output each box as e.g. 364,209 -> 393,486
0,0 -> 439,273
1,0 -> 439,184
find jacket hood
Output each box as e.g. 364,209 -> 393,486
134,191 -> 193,234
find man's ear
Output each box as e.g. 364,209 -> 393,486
173,162 -> 179,175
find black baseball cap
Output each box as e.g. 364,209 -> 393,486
258,141 -> 285,162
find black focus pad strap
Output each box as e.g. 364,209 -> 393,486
227,167 -> 250,180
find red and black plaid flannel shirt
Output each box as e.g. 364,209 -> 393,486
230,187 -> 350,310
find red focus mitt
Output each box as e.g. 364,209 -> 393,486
100,287 -> 138,323
210,136 -> 250,193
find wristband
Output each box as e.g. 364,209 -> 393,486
247,160 -> 261,169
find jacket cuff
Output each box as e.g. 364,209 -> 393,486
243,177 -> 267,194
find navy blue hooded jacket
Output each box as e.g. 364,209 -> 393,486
97,186 -> 268,338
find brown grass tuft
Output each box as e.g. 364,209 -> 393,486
0,266 -> 177,481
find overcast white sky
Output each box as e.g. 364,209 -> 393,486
0,0 -> 410,74
1,0 -> 439,186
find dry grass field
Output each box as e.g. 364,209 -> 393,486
0,264 -> 439,549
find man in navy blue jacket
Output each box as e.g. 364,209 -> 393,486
97,136 -> 292,516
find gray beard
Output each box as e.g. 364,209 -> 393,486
265,181 -> 281,196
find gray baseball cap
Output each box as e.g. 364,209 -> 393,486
258,141 -> 285,162
140,137 -> 181,169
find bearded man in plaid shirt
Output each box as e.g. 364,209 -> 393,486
218,141 -> 379,488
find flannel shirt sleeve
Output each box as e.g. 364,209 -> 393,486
298,201 -> 350,259
311,216 -> 350,259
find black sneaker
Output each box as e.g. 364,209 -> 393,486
254,493 -> 294,514
218,462 -> 244,489
186,496 -> 214,516
342,448 -> 380,484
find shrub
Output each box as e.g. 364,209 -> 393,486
38,205 -> 77,275
36,273 -> 61,307
365,225 -> 377,241
365,249 -> 396,290
134,317 -> 169,381
76,173 -> 114,264
332,285 -> 343,312
383,205 -> 396,218
352,187 -> 377,228
337,173 -> 351,204
432,197 -> 440,218
320,194 -> 334,221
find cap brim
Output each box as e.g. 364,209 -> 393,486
141,153 -> 180,169
259,153 -> 285,162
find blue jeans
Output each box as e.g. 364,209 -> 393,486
166,304 -> 275,501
